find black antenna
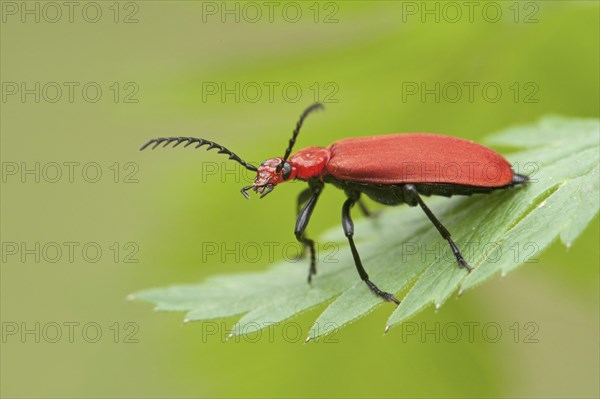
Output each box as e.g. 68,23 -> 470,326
276,103 -> 324,172
140,137 -> 258,172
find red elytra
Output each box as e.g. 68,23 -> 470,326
141,103 -> 528,306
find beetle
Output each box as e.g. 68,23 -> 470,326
141,103 -> 528,304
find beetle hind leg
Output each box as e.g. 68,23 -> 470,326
342,193 -> 400,305
403,184 -> 473,272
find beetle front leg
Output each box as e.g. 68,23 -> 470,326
295,182 -> 323,283
342,193 -> 400,305
294,187 -> 313,260
296,187 -> 313,216
402,184 -> 473,272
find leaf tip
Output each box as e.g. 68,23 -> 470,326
126,294 -> 135,301
183,318 -> 190,323
305,336 -> 313,344
384,325 -> 390,334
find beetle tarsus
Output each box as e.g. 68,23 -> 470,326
448,238 -> 473,272
366,280 -> 400,305
458,257 -> 473,272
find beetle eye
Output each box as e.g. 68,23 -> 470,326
281,162 -> 292,180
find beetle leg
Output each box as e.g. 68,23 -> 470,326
403,184 -> 473,272
357,199 -> 379,218
295,187 -> 313,259
295,182 -> 324,284
342,193 -> 400,305
296,187 -> 313,221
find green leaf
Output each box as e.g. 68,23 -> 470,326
129,116 -> 600,339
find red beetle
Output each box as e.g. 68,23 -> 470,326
141,103 -> 528,304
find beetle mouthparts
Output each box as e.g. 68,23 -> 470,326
259,184 -> 275,199
240,184 -> 275,199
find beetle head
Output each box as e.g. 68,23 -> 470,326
241,158 -> 297,199
240,102 -> 323,199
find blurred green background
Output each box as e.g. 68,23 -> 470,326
1,1 -> 599,398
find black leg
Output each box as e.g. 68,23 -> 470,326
342,193 -> 400,305
294,187 -> 313,260
357,199 -> 378,218
295,181 -> 323,283
296,187 -> 313,216
403,184 -> 473,272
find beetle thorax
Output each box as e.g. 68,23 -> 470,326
289,147 -> 330,180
